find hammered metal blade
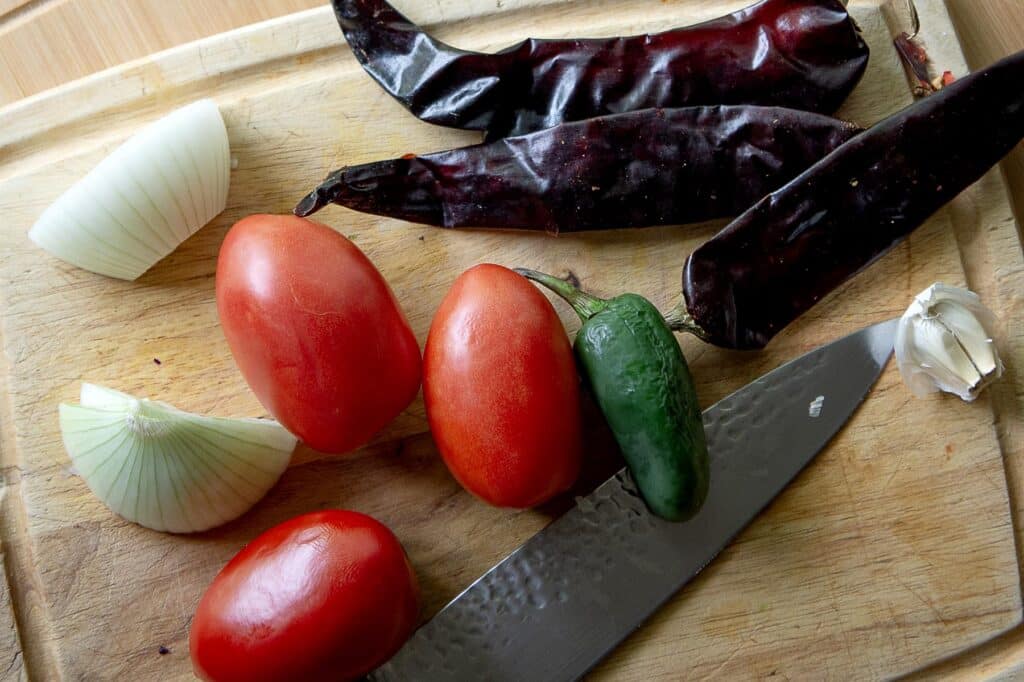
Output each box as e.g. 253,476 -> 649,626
372,319 -> 898,681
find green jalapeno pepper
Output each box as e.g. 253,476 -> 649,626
517,269 -> 709,522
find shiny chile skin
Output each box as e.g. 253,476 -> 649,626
190,510 -> 420,682
294,106 -> 863,231
332,0 -> 869,139
216,214 -> 421,453
424,265 -> 583,508
683,49 -> 1024,350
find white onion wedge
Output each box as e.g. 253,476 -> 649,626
30,99 -> 231,280
59,384 -> 295,533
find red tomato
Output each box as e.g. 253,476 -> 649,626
424,264 -> 583,507
216,215 -> 421,453
190,510 -> 420,682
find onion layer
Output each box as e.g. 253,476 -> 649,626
59,384 -> 295,533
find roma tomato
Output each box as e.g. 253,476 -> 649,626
216,215 -> 421,453
424,264 -> 583,508
190,510 -> 420,682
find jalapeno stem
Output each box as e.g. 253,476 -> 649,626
517,269 -> 713,341
514,268 -> 607,321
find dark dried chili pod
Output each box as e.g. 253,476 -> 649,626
295,106 -> 862,231
333,0 -> 870,140
673,49 -> 1024,351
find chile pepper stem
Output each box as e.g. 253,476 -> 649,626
514,268 -> 607,321
663,297 -> 709,341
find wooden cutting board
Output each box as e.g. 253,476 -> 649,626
1,0 -> 1023,679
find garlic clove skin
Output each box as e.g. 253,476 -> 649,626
895,283 -> 1003,401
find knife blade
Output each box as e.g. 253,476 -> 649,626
372,319 -> 898,681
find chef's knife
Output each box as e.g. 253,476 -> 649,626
373,319 -> 898,681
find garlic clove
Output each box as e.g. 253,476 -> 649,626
932,299 -> 1000,378
894,283 -> 1003,401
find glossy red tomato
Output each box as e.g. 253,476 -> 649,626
190,510 -> 420,682
216,215 -> 422,453
424,264 -> 583,508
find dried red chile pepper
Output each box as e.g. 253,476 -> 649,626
676,49 -> 1024,351
294,106 -> 862,231
333,0 -> 870,140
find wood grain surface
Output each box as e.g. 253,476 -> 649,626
944,0 -> 1024,228
0,539 -> 25,681
1,1 -> 1024,680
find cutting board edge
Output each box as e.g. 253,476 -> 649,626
0,4 -> 332,126
0,362 -> 61,679
0,4 -> 338,182
903,620 -> 1024,680
897,0 -> 1024,674
0,0 -> 609,171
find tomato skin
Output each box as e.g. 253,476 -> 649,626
216,215 -> 421,454
424,264 -> 583,508
189,510 -> 420,682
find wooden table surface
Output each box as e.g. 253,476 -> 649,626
1,1 -> 1023,681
